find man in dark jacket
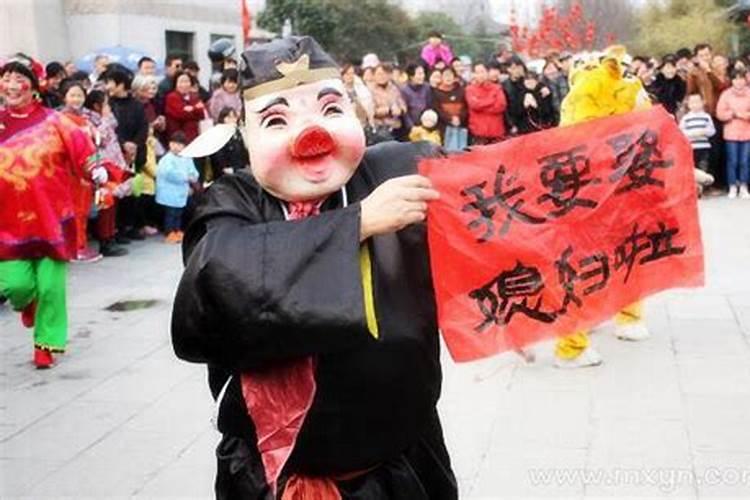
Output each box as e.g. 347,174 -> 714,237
156,54 -> 183,114
103,67 -> 148,170
102,66 -> 149,241
502,55 -> 528,136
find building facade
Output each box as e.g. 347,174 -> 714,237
0,0 -> 270,83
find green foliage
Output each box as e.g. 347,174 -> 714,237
328,0 -> 418,63
629,0 -> 738,55
258,0 -> 501,65
259,0 -> 417,63
258,0 -> 338,50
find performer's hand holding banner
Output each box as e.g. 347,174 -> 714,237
420,107 -> 704,362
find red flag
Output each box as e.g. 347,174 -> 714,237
419,107 -> 704,362
241,0 -> 252,45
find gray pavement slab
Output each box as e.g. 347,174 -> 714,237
1,197 -> 749,499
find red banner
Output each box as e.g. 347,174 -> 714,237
420,107 -> 704,362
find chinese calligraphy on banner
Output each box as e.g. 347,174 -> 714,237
419,107 -> 704,362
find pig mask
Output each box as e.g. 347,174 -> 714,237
244,78 -> 366,202
179,36 -> 366,203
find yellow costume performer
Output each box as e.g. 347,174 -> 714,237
554,46 -> 651,368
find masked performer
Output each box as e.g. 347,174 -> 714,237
171,37 -> 457,499
0,61 -> 99,368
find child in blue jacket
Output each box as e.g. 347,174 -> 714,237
156,131 -> 199,243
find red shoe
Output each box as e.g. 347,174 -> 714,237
21,301 -> 37,328
34,348 -> 54,369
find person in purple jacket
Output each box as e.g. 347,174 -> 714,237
400,62 -> 432,132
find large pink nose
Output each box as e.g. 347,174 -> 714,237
290,126 -> 336,159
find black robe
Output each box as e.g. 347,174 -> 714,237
171,141 -> 458,499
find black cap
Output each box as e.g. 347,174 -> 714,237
239,36 -> 339,100
208,37 -> 236,63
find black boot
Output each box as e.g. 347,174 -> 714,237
115,232 -> 131,245
125,228 -> 145,241
100,240 -> 129,257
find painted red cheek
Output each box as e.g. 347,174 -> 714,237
254,144 -> 292,176
19,81 -> 31,92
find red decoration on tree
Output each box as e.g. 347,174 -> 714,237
511,0 -> 601,57
585,21 -> 596,45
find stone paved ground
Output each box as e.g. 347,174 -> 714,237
1,197 -> 749,499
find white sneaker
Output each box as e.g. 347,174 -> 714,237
740,184 -> 750,200
614,322 -> 651,341
693,169 -> 714,187
554,346 -> 603,369
728,185 -> 738,199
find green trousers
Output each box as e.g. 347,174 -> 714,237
0,258 -> 68,352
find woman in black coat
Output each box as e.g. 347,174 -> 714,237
648,55 -> 687,117
517,71 -> 556,135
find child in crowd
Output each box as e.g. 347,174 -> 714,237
408,109 -> 442,145
155,132 -> 199,243
680,93 -> 716,176
432,66 -> 467,150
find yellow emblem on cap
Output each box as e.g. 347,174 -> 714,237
276,54 -> 310,76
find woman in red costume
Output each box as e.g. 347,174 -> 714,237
0,61 -> 100,368
60,79 -> 107,263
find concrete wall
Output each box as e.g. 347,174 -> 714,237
1,0 -> 264,76
0,0 -> 70,62
0,0 -> 251,85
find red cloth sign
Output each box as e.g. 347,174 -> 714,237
420,107 -> 704,362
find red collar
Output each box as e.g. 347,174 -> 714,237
286,199 -> 326,220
